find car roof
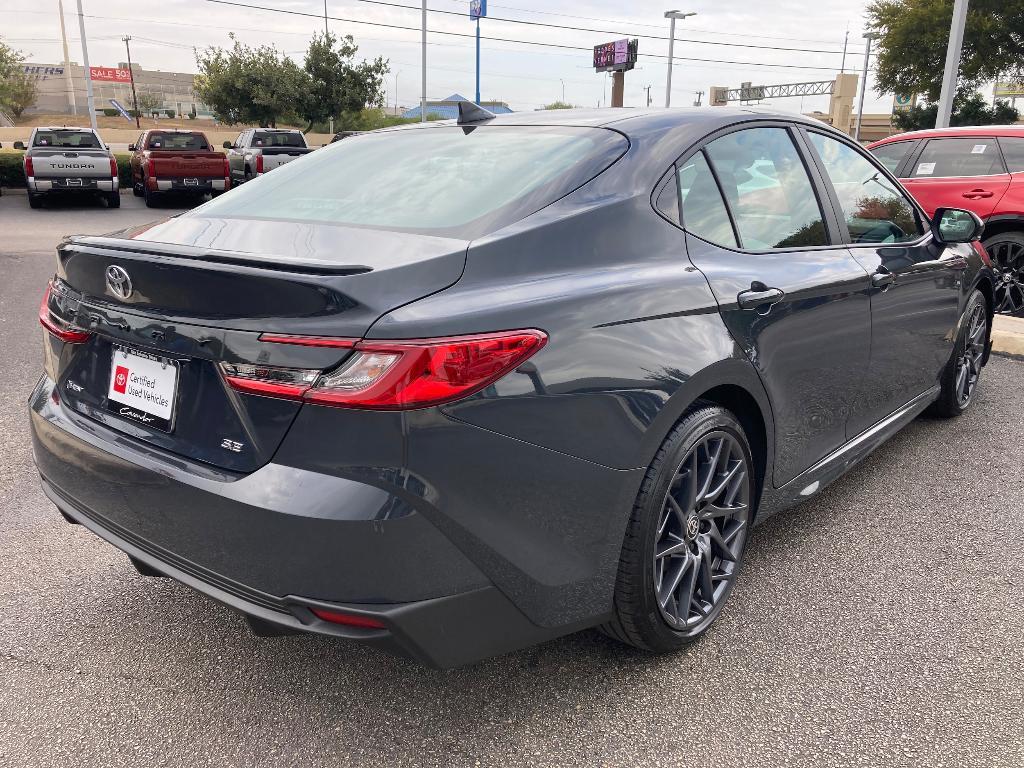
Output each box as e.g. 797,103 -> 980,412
870,124 -> 1024,147
144,128 -> 207,134
35,126 -> 96,132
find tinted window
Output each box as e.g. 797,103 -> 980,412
809,132 -> 924,244
704,127 -> 827,250
998,137 -> 1024,173
910,137 -> 1005,177
147,132 -> 210,150
678,152 -> 737,248
195,126 -> 628,238
254,131 -> 305,147
33,130 -> 100,148
870,141 -> 915,174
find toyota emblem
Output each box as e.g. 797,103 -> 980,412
105,265 -> 133,299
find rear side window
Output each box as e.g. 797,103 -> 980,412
704,127 -> 828,250
998,137 -> 1024,173
910,138 -> 1005,177
148,132 -> 210,150
33,130 -> 100,148
870,141 -> 915,175
678,152 -> 737,248
194,126 -> 628,239
809,132 -> 924,244
254,131 -> 305,147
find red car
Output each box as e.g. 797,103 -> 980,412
128,129 -> 230,208
869,126 -> 1024,314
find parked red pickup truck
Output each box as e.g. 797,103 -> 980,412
129,129 -> 230,208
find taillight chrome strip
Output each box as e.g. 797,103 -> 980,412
258,333 -> 357,348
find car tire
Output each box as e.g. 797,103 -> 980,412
105,192 -> 120,209
143,184 -> 159,208
132,181 -> 143,197
981,231 -> 1024,316
601,404 -> 754,653
930,289 -> 989,418
28,193 -> 42,209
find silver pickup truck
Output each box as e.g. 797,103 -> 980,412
223,129 -> 312,184
15,127 -> 119,209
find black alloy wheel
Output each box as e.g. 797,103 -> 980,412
984,233 -> 1024,316
603,406 -> 753,653
653,430 -> 750,632
954,301 -> 987,408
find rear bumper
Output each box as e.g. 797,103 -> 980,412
28,177 -> 117,193
154,178 -> 226,191
30,375 -> 637,666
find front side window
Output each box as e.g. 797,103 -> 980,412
678,152 -> 737,248
870,141 -> 915,175
809,132 -> 924,244
704,127 -> 828,250
998,137 -> 1024,173
194,126 -> 628,238
910,137 -> 1005,178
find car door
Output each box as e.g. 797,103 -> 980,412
228,131 -> 247,181
803,129 -> 962,436
679,123 -> 872,487
900,136 -> 1011,219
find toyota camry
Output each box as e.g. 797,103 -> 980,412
31,106 -> 995,667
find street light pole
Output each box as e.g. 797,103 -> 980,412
854,33 -> 875,142
56,0 -> 77,115
123,36 -> 141,129
560,78 -> 565,103
394,71 -> 401,113
664,10 -> 696,108
421,0 -> 427,122
75,0 -> 97,131
936,0 -> 970,128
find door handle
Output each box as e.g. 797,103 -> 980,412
871,269 -> 896,289
737,284 -> 785,311
962,189 -> 994,199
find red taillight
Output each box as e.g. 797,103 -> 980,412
146,157 -> 156,189
222,156 -> 231,188
255,154 -> 263,174
25,156 -> 34,176
310,330 -> 547,410
221,330 -> 547,410
309,608 -> 387,630
109,156 -> 118,178
39,281 -> 91,343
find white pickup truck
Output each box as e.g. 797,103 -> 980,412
15,127 -> 119,209
223,129 -> 312,184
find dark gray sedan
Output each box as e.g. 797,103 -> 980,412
31,107 -> 994,667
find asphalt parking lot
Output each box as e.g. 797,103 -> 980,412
0,194 -> 1022,767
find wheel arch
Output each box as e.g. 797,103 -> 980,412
982,214 -> 1024,241
641,358 -> 775,520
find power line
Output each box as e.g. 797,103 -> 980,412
203,0 -> 854,72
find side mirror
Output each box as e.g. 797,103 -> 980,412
13,141 -> 25,150
932,207 -> 984,244
128,143 -> 136,151
223,140 -> 233,149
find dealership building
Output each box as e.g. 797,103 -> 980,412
22,61 -> 212,118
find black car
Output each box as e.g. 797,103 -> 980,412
31,107 -> 994,668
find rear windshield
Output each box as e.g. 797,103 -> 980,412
33,130 -> 100,148
194,125 -> 628,238
254,131 -> 306,147
147,132 -> 210,150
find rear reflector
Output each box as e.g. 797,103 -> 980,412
310,608 -> 387,630
39,281 -> 91,343
222,329 -> 547,410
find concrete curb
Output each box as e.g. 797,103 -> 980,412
992,315 -> 1024,358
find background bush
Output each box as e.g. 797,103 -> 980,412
0,150 -> 133,188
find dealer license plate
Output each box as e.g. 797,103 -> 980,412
106,346 -> 179,432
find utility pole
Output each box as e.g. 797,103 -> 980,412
394,71 -> 401,113
854,32 -> 875,142
56,0 -> 77,115
560,78 -> 565,104
645,85 -> 652,107
840,27 -> 849,73
324,0 -> 334,135
664,10 -> 696,108
75,0 -> 97,131
122,36 -> 141,129
693,89 -> 704,106
420,0 -> 427,122
936,0 -> 970,128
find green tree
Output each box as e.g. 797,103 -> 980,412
867,0 -> 1024,103
0,38 -> 37,118
892,92 -> 1019,131
135,90 -> 163,116
300,31 -> 388,131
195,34 -> 307,127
